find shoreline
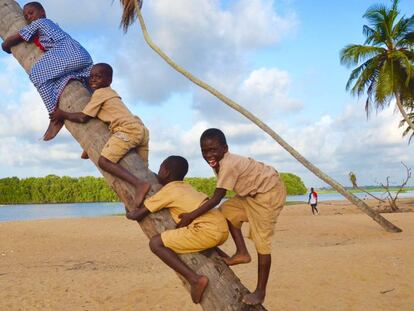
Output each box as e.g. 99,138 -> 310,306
1,193 -> 413,206
1,198 -> 413,223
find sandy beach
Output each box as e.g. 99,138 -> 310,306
1,199 -> 413,311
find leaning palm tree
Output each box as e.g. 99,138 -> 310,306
118,0 -> 402,233
340,0 -> 414,131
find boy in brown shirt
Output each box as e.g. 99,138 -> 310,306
50,63 -> 150,208
177,128 -> 286,306
126,155 -> 228,304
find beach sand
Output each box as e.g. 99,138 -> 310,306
1,199 -> 413,311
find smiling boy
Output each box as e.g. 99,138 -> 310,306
177,128 -> 286,306
50,63 -> 150,208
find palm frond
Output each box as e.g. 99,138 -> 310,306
118,0 -> 143,31
363,4 -> 388,26
345,57 -> 379,92
392,0 -> 400,14
391,50 -> 414,86
348,56 -> 382,97
363,25 -> 378,45
374,62 -> 393,107
395,17 -> 414,47
363,0 -> 401,47
392,15 -> 414,43
346,56 -> 386,116
340,44 -> 385,67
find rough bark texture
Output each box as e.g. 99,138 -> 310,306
132,0 -> 402,234
0,1 -> 267,310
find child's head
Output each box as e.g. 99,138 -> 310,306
23,2 -> 46,23
89,63 -> 113,90
200,128 -> 228,170
157,156 -> 189,185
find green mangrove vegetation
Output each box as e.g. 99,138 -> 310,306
0,172 -> 307,204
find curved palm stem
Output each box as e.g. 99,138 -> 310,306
131,0 -> 401,233
395,93 -> 414,129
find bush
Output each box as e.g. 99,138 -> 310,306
0,171 -> 306,204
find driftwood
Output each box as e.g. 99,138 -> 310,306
0,1 -> 267,310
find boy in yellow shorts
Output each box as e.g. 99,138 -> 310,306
50,63 -> 150,208
126,155 -> 228,304
177,128 -> 286,306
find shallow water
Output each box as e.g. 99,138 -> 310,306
0,202 -> 124,222
1,190 -> 413,222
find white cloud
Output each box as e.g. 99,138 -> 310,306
16,0 -> 122,30
0,88 -> 46,138
0,86 -> 96,177
239,67 -> 302,113
0,57 -> 24,96
113,0 -> 297,104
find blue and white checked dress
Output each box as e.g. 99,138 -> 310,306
19,18 -> 93,113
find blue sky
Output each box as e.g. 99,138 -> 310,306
0,0 -> 413,188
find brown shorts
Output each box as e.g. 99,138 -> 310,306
101,126 -> 149,165
220,182 -> 286,254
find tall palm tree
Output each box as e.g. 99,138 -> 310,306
118,0 -> 402,234
340,0 -> 414,130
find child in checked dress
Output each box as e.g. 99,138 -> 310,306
1,2 -> 93,140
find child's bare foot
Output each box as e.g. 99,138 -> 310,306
134,182 -> 151,208
215,247 -> 230,259
242,290 -> 265,306
43,120 -> 64,141
223,253 -> 251,266
191,275 -> 209,304
81,150 -> 89,159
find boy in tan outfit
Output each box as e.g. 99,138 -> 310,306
50,63 -> 150,208
126,155 -> 228,304
177,128 -> 286,306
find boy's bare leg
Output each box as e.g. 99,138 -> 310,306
98,156 -> 150,207
43,120 -> 64,141
222,220 -> 251,266
242,253 -> 271,305
80,150 -> 89,159
149,235 -> 209,304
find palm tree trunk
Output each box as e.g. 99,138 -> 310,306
395,92 -> 414,130
132,0 -> 402,233
0,1 -> 268,310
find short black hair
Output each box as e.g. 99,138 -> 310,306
93,63 -> 113,79
24,2 -> 45,11
163,155 -> 189,181
200,128 -> 227,146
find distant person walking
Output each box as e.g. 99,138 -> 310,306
307,187 -> 319,215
